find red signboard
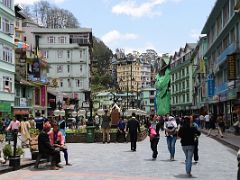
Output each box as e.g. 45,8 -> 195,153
13,108 -> 30,115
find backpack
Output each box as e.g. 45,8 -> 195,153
149,127 -> 157,140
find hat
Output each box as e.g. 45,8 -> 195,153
168,116 -> 175,121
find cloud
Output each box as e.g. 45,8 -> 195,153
118,42 -> 161,55
14,0 -> 39,5
112,0 -> 166,18
14,0 -> 66,5
101,30 -> 138,45
190,29 -> 200,40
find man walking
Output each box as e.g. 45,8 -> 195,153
126,113 -> 140,151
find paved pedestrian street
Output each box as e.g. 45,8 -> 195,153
0,133 -> 238,180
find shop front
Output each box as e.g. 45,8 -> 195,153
13,108 -> 31,120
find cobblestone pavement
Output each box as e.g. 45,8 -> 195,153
0,133 -> 238,180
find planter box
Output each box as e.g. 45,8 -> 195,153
9,156 -> 20,170
66,128 -> 147,143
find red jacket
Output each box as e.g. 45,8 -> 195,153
48,130 -> 64,146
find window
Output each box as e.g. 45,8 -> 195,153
48,36 -> 55,44
182,81 -> 185,90
57,50 -> 63,58
57,65 -> 63,73
80,49 -> 86,59
187,93 -> 189,102
150,99 -> 154,104
2,0 -> 12,8
60,79 -> 63,87
2,17 -> 13,34
223,2 -> 229,26
80,65 -> 82,72
230,28 -> 235,43
44,50 -> 48,58
67,65 -> 70,73
3,76 -> 13,93
150,91 -> 154,95
68,79 -> 71,87
67,50 -> 70,59
186,67 -> 189,75
58,36 -> 66,44
0,17 -> 1,30
2,45 -> 13,63
16,20 -> 20,28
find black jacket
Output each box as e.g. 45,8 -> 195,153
178,126 -> 201,146
127,117 -> 140,135
38,131 -> 55,154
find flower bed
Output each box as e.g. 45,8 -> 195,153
66,126 -> 147,143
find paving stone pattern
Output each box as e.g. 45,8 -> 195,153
0,133 -> 238,180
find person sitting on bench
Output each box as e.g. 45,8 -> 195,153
37,121 -> 62,170
49,122 -> 71,166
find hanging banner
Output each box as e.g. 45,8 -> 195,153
41,86 -> 46,106
207,78 -> 214,97
199,59 -> 206,74
32,58 -> 40,78
227,54 -> 237,80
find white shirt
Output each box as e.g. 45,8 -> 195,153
205,114 -> 210,122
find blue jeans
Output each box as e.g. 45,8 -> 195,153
166,136 -> 177,158
182,145 -> 194,174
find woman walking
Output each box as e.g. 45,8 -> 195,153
164,116 -> 178,161
178,116 -> 201,177
147,115 -> 161,159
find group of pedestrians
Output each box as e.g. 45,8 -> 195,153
146,115 -> 201,177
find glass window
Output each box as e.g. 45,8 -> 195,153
2,45 -> 13,63
58,36 -> 66,44
57,50 -> 63,58
68,79 -> 71,87
3,76 -> 12,93
60,79 -> 63,87
67,50 -> 70,58
57,65 -> 63,73
67,65 -> 70,73
48,36 -> 55,44
2,0 -> 12,8
80,65 -> 82,72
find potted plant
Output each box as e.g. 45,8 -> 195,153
3,144 -> 24,169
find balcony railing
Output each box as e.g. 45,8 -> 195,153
15,97 -> 32,107
215,82 -> 228,94
216,43 -> 238,66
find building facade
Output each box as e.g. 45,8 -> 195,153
0,0 -> 15,116
31,28 -> 93,112
201,0 -> 240,126
191,36 -> 208,114
141,88 -> 155,114
170,43 -> 196,115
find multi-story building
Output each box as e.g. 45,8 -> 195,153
139,56 -> 151,88
141,88 -> 155,114
13,5 -> 34,117
170,43 -> 196,115
201,0 -> 240,126
191,36 -> 208,114
117,58 -> 141,108
0,0 -> 15,117
31,28 -> 93,111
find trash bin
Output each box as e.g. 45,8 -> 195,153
86,126 -> 95,143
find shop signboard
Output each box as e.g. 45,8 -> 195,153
0,102 -> 11,113
207,78 -> 215,97
227,54 -> 237,80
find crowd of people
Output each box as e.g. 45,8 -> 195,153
0,110 -> 230,176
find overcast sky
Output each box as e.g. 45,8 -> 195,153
15,0 -> 216,55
